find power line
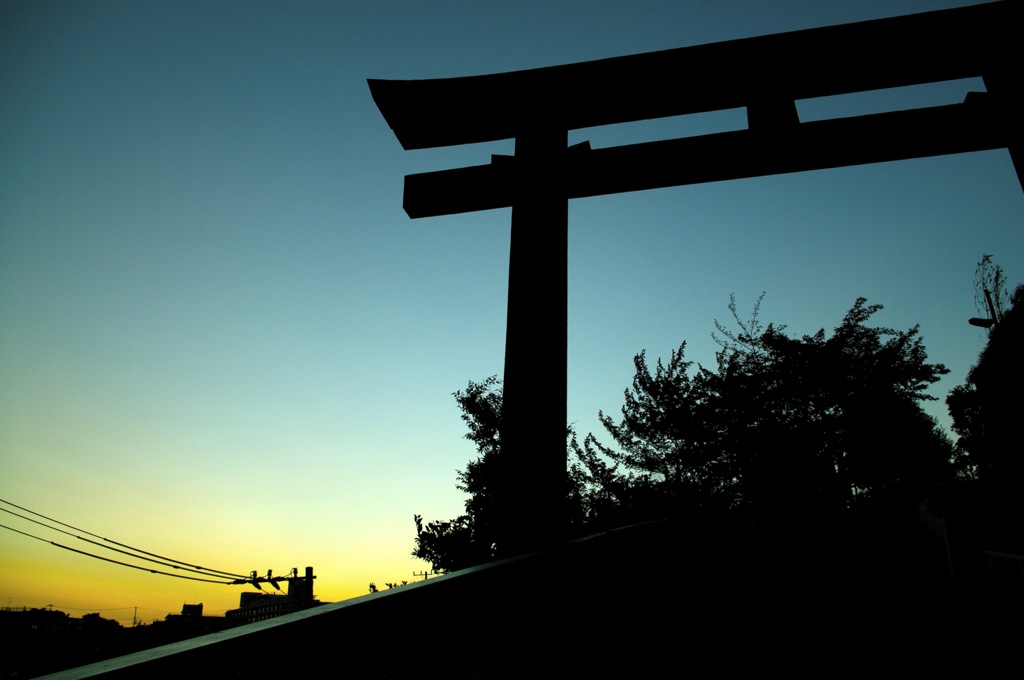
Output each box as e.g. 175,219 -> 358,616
0,497 -> 248,579
0,498 -> 298,591
0,506 -> 243,581
0,522 -> 236,585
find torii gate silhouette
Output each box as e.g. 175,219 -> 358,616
369,0 -> 1021,558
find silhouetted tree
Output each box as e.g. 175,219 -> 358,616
971,254 -> 1011,336
418,297 -> 961,568
583,343 -> 724,524
412,514 -> 488,574
588,296 -> 958,534
947,282 -> 1024,494
412,378 -> 501,573
938,272 -> 1023,591
413,378 -> 600,572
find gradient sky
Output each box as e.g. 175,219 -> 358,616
2,0 -> 1021,625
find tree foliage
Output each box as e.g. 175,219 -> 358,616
947,282 -> 1024,491
973,254 -> 1011,333
940,264 -> 1023,579
411,377 -> 502,573
586,296 -> 958,532
417,296 -> 964,568
413,378 -> 605,572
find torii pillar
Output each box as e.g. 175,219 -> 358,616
498,126 -> 569,555
369,0 -> 1021,558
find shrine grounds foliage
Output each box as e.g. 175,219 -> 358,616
414,294 -> 1017,583
413,377 -> 503,573
943,282 -> 1024,566
581,295 -> 961,532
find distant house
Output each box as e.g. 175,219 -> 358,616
160,602 -> 232,634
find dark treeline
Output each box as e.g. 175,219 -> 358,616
415,283 -> 1022,596
0,607 -> 229,678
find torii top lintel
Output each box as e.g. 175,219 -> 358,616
369,1 -> 1014,152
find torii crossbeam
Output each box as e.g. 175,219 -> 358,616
369,0 -> 1021,557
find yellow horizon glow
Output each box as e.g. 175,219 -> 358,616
0,500 -> 443,626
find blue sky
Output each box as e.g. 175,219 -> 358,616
2,0 -> 1020,623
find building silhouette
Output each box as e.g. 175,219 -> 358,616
225,566 -> 321,625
